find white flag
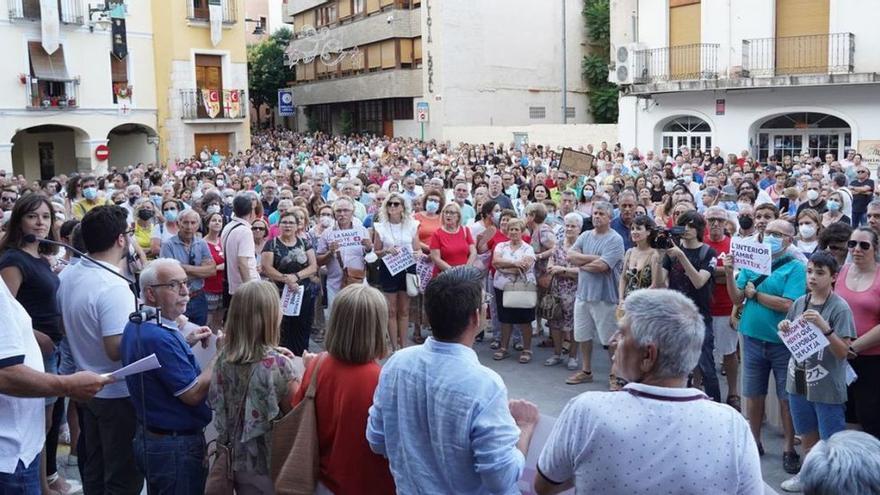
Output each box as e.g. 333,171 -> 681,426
41,0 -> 61,54
209,0 -> 223,47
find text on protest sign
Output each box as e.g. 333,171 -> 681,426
383,248 -> 415,277
281,284 -> 306,317
778,317 -> 830,363
559,148 -> 596,177
731,237 -> 771,276
332,229 -> 364,249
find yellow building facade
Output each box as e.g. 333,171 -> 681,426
151,0 -> 251,164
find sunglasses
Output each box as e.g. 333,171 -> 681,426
386,202 -> 402,207
847,240 -> 872,250
252,226 -> 267,232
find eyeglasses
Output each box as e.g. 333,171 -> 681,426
0,196 -> 17,203
334,208 -> 352,213
847,240 -> 872,250
279,220 -> 298,226
764,231 -> 791,239
857,170 -> 869,174
252,226 -> 267,232
707,217 -> 727,224
151,279 -> 189,292
386,202 -> 402,207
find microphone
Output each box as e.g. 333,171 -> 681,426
129,306 -> 161,325
24,234 -> 134,285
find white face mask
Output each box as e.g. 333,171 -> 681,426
807,190 -> 820,201
799,224 -> 817,239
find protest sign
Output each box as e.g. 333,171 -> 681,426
332,229 -> 364,249
383,248 -> 415,276
517,415 -> 574,495
731,237 -> 771,275
416,257 -> 434,292
560,148 -> 595,176
778,316 -> 830,363
281,284 -> 306,317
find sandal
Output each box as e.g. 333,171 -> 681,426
561,341 -> 572,354
519,350 -> 532,364
490,341 -> 501,350
726,394 -> 742,412
493,349 -> 510,361
565,370 -> 593,385
544,355 -> 564,366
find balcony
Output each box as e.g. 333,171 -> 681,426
180,89 -> 247,120
9,0 -> 84,24
633,43 -> 719,84
742,33 -> 854,77
291,68 -> 421,106
25,77 -> 80,110
186,0 -> 237,24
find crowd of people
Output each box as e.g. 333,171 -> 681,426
1,129 -> 880,494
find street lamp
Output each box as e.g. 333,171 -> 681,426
245,17 -> 266,36
88,3 -> 113,32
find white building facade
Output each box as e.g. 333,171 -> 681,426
285,0 -> 604,146
0,0 -> 159,178
611,0 -> 880,162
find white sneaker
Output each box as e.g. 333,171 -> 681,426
780,474 -> 803,492
58,423 -> 70,445
566,357 -> 579,370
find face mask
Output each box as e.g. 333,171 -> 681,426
766,235 -> 784,255
738,215 -> 754,230
320,216 -> 334,228
827,200 -> 841,212
806,190 -> 819,201
799,224 -> 817,239
737,202 -> 750,212
151,194 -> 163,207
138,209 -> 154,221
216,180 -> 225,187
546,213 -> 557,224
584,190 -> 594,200
83,187 -> 98,200
223,196 -> 233,205
207,204 -> 221,214
682,176 -> 692,184
164,210 -> 178,222
128,197 -> 138,205
425,200 -> 440,213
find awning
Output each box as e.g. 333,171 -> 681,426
28,42 -> 70,81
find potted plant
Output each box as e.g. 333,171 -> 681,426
114,85 -> 132,99
18,73 -> 27,84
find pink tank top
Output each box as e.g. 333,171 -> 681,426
835,264 -> 880,356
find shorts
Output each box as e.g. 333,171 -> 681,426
58,337 -> 77,376
712,316 -> 739,356
43,346 -> 60,406
379,262 -> 414,294
573,299 -> 618,346
742,335 -> 790,399
788,392 -> 846,439
206,292 -> 223,311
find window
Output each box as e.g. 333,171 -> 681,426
111,54 -> 129,104
661,116 -> 712,155
195,54 -> 223,90
354,0 -> 365,14
316,4 -> 337,27
529,107 -> 546,119
192,0 -> 209,19
565,107 -> 575,119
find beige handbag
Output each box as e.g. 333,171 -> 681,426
270,355 -> 325,495
502,271 -> 538,309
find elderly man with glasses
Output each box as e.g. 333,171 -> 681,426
534,289 -> 762,494
121,258 -> 213,494
723,219 -> 807,475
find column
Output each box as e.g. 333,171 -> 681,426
0,143 -> 12,176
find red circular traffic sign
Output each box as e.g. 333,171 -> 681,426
95,144 -> 110,161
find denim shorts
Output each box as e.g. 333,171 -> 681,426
43,346 -> 61,406
742,335 -> 790,399
788,392 -> 846,439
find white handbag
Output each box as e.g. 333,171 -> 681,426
502,273 -> 537,309
406,273 -> 420,297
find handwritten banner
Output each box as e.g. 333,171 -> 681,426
779,316 -> 830,363
332,229 -> 363,249
383,248 -> 415,277
731,237 -> 771,275
281,284 -> 306,317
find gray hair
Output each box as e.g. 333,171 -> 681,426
126,184 -> 141,195
705,205 -> 728,218
623,289 -> 704,379
617,190 -> 637,203
563,212 -> 583,229
139,258 -> 182,296
177,208 -> 200,222
868,199 -> 880,211
801,430 -> 880,495
593,201 -> 614,216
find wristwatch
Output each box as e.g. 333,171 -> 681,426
823,328 -> 834,337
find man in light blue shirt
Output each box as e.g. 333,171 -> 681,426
367,266 -> 539,494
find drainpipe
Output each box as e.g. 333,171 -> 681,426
562,0 -> 567,124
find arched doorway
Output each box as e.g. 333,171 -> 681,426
11,125 -> 90,180
755,112 -> 851,163
661,116 -> 712,155
107,124 -> 159,169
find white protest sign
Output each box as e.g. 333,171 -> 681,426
517,415 -> 574,495
281,284 -> 306,317
731,237 -> 772,275
383,248 -> 415,276
778,317 -> 830,363
332,229 -> 364,249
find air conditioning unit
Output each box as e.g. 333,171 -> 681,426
608,43 -> 645,85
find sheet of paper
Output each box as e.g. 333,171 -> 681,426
106,353 -> 161,381
332,229 -> 364,249
845,362 -> 858,386
731,237 -> 772,276
383,248 -> 415,276
281,284 -> 306,317
778,317 -> 830,363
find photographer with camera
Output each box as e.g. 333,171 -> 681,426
657,211 -> 721,403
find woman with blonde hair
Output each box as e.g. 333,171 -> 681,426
292,284 -> 395,495
209,280 -> 298,494
429,202 -> 476,277
373,192 -> 420,351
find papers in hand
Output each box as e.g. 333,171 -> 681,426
281,284 -> 306,317
104,353 -> 161,381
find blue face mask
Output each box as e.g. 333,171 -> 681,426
827,200 -> 841,212
546,213 -> 557,224
766,235 -> 784,254
83,187 -> 97,200
425,200 -> 439,213
151,195 -> 162,207
164,210 -> 178,222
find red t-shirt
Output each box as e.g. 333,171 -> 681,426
203,240 -> 225,294
704,234 -> 733,316
291,355 -> 396,495
429,226 -> 475,276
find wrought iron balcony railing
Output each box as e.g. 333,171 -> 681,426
633,43 -> 719,84
25,77 -> 80,110
742,32 -> 854,77
186,0 -> 237,23
9,0 -> 84,24
180,89 -> 247,120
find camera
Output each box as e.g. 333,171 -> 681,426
651,226 -> 685,250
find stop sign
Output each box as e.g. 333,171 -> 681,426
95,144 -> 110,161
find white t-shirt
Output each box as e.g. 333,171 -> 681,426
538,382 -> 762,495
374,220 -> 419,250
57,258 -> 135,399
0,280 -> 45,473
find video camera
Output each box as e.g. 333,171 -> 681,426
651,226 -> 686,250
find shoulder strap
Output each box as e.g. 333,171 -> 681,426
222,222 -> 246,282
304,354 -> 325,400
753,256 -> 795,289
222,362 -> 256,446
